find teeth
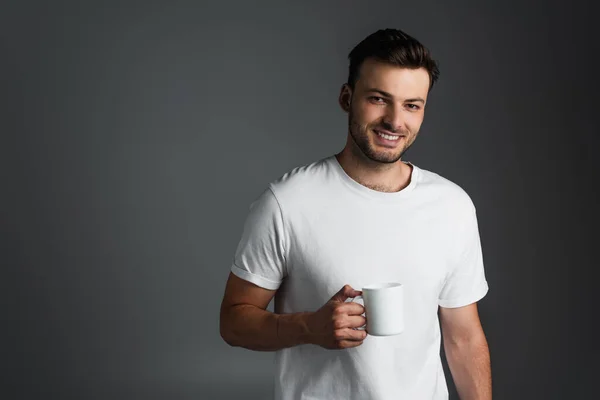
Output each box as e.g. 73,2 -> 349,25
377,131 -> 400,141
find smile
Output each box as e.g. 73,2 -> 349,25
375,130 -> 402,141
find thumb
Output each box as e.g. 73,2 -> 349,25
331,284 -> 362,303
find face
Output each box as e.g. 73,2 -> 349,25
340,58 -> 430,164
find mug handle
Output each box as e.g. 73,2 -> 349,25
345,295 -> 366,331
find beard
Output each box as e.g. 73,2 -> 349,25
348,110 -> 416,164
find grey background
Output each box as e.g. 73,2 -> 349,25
2,0 -> 597,399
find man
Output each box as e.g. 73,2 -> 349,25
220,28 -> 491,399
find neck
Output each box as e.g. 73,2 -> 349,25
335,145 -> 412,193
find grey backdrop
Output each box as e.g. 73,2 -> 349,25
2,1 -> 597,399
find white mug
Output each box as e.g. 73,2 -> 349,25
348,282 -> 404,336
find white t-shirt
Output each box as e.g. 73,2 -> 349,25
231,156 -> 488,400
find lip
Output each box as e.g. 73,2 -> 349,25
374,129 -> 403,137
373,129 -> 405,146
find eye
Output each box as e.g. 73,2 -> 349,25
369,96 -> 386,104
406,104 -> 421,111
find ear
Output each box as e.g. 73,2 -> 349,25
338,84 -> 352,113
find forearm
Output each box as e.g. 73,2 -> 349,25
220,304 -> 313,351
444,334 -> 492,399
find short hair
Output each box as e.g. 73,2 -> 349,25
347,28 -> 440,91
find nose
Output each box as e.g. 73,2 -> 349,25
382,105 -> 404,132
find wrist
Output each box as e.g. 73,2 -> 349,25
277,312 -> 314,347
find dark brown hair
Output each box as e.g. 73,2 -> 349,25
347,28 -> 440,91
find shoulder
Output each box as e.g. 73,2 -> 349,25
267,156 -> 334,199
245,156 -> 334,215
414,165 -> 477,214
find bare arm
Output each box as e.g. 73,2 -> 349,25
219,273 -> 367,351
219,273 -> 312,350
439,303 -> 491,400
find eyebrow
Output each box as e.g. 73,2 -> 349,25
365,88 -> 425,104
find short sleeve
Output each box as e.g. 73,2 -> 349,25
438,198 -> 489,308
230,186 -> 288,290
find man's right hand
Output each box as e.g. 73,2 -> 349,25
305,284 -> 367,349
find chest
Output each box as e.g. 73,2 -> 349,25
285,205 -> 455,307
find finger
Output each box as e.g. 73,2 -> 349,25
333,314 -> 366,329
346,315 -> 367,329
337,339 -> 364,349
343,302 -> 366,316
331,285 -> 362,303
334,302 -> 365,316
335,327 -> 368,342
